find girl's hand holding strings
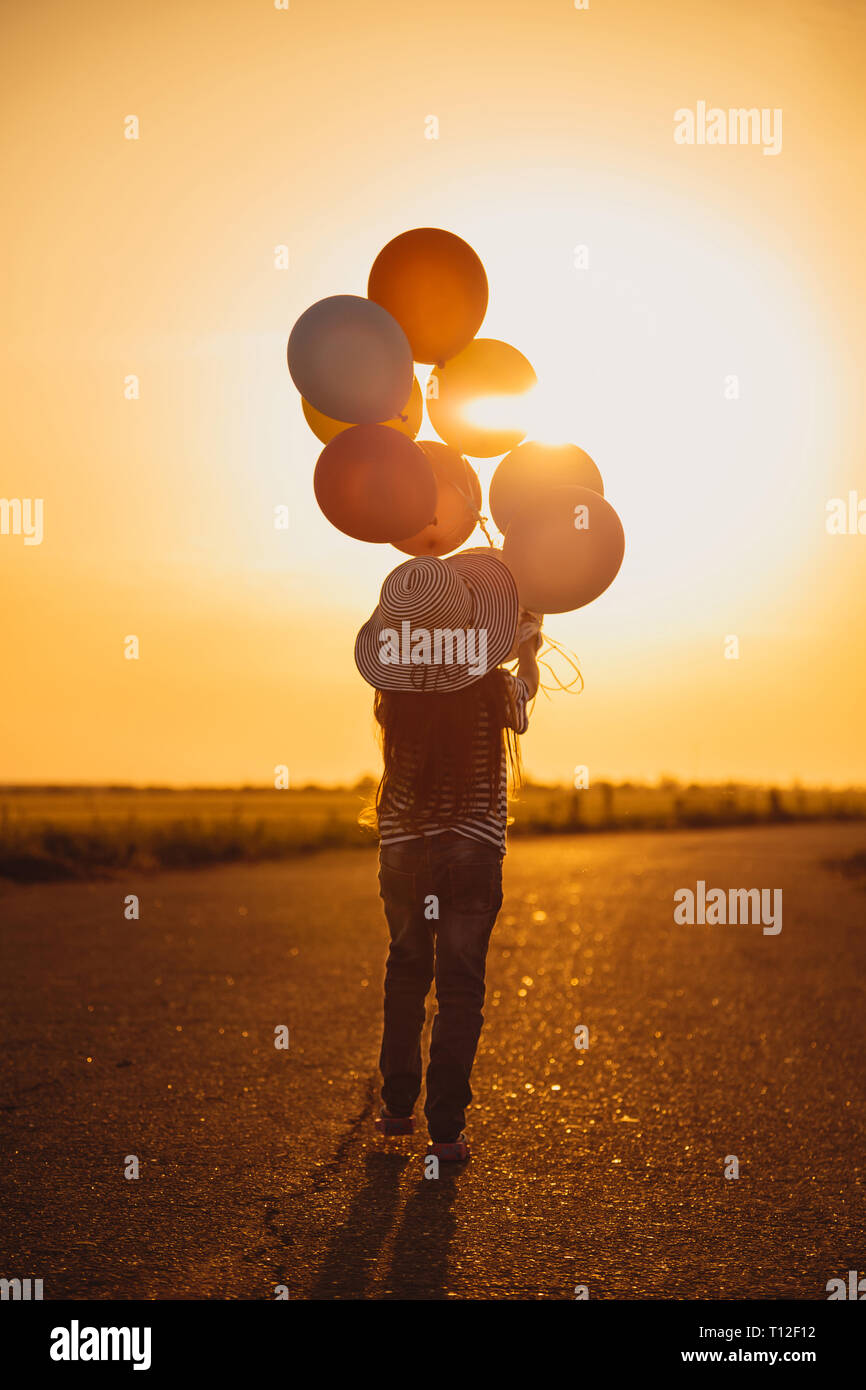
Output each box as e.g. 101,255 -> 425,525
517,610 -> 544,653
515,610 -> 543,698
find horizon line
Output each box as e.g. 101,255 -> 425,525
3,778 -> 865,794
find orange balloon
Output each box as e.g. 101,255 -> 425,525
489,442 -> 604,533
392,442 -> 482,557
368,228 -> 488,365
427,339 -> 537,458
302,377 -> 423,445
314,425 -> 436,543
502,486 -> 625,614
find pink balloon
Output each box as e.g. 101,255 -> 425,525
502,486 -> 624,613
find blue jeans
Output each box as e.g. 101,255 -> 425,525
377,830 -> 504,1142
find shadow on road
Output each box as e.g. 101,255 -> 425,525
308,1151 -> 463,1300
381,1176 -> 459,1300
308,1151 -> 408,1298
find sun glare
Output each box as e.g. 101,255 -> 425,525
460,384 -> 580,447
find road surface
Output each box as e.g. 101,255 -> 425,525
1,824 -> 864,1300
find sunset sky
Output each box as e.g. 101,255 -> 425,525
2,0 -> 865,786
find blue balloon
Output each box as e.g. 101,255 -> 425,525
287,294 -> 414,424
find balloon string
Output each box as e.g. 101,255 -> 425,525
509,633 -> 584,704
450,462 -> 498,549
447,462 -> 584,693
447,465 -> 581,688
537,634 -> 584,695
539,633 -> 586,692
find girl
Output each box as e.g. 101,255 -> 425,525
355,550 -> 540,1162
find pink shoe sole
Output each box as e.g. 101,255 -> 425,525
428,1140 -> 470,1162
375,1114 -> 414,1136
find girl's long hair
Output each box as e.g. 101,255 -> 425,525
365,668 -> 523,832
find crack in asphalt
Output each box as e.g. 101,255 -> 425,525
260,1073 -> 380,1294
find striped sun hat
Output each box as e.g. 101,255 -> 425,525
354,548 -> 519,692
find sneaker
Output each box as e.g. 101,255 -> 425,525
428,1135 -> 470,1162
374,1105 -> 414,1137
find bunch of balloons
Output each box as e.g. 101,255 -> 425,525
286,228 -> 624,614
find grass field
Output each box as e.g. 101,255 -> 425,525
2,780 -> 865,882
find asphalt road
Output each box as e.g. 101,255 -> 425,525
1,824 -> 864,1300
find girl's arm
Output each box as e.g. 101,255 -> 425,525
516,612 -> 542,700
518,638 -> 540,700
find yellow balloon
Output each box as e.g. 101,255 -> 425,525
302,376 -> 423,445
427,338 -> 537,458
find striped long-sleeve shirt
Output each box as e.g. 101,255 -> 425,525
377,673 -> 531,854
